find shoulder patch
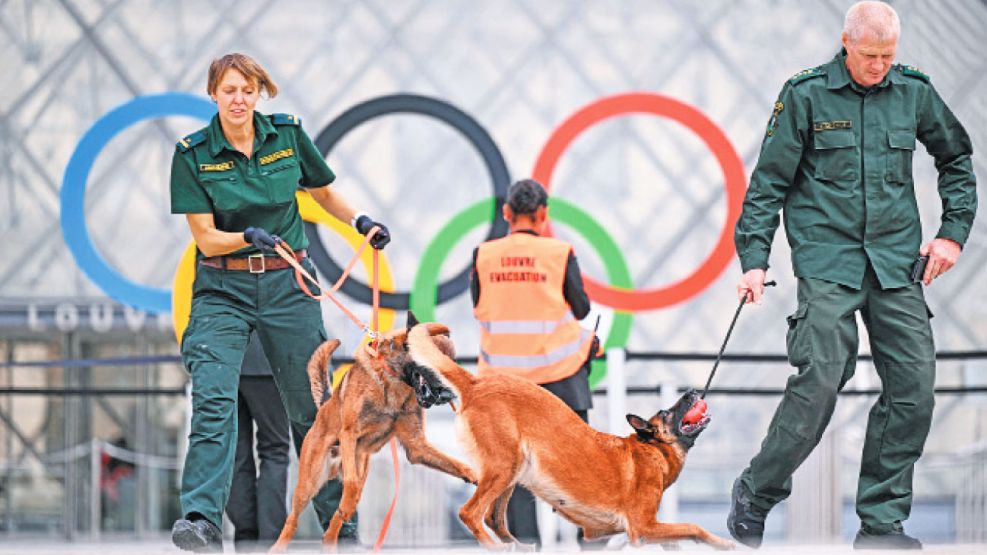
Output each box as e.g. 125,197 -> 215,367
176,130 -> 206,153
897,64 -> 930,82
271,113 -> 301,126
789,67 -> 825,85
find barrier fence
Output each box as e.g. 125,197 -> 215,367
1,349 -> 985,544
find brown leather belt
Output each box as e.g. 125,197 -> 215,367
199,250 -> 307,273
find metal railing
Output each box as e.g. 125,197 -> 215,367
1,348 -> 985,545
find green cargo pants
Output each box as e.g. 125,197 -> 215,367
739,266 -> 935,532
179,259 -> 356,534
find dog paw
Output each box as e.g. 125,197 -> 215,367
714,539 -> 737,551
462,470 -> 479,485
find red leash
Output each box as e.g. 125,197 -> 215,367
274,229 -> 401,550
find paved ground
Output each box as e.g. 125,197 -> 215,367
1,540 -> 986,554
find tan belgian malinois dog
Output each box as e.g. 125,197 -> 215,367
407,322 -> 735,551
270,318 -> 477,552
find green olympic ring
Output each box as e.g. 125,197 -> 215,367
410,197 -> 633,388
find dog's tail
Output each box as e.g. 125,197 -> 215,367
408,323 -> 476,406
306,339 -> 342,407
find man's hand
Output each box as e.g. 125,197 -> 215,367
737,268 -> 767,304
243,227 -> 281,251
354,214 -> 391,250
920,238 -> 961,285
590,335 -> 604,359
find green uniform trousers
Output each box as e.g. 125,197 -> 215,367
739,266 -> 935,532
179,259 -> 356,534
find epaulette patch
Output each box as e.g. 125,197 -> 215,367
176,130 -> 206,152
789,67 -> 825,85
271,113 -> 301,126
766,101 -> 784,137
898,64 -> 930,82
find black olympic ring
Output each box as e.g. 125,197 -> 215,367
306,93 -> 510,309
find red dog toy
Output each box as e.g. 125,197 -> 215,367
682,399 -> 708,426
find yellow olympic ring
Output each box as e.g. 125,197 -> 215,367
172,191 -> 397,387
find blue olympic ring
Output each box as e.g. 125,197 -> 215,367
60,93 -> 215,313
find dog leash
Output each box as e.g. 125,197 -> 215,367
273,227 -> 382,347
700,280 -> 777,399
275,227 -> 402,551
372,438 -> 401,551
682,281 -> 776,427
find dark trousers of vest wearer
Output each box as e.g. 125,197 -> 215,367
225,376 -> 289,552
737,265 -> 935,533
507,364 -> 593,547
179,260 -> 356,537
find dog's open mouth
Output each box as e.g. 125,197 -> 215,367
679,415 -> 710,436
404,364 -> 456,408
678,399 -> 711,436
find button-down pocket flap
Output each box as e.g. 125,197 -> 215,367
813,129 -> 856,150
888,130 -> 916,150
786,303 -> 808,327
199,171 -> 236,183
261,159 -> 299,176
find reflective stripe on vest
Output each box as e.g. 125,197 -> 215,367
477,313 -> 575,335
480,327 -> 593,369
473,233 -> 593,384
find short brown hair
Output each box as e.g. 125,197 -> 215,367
207,53 -> 278,98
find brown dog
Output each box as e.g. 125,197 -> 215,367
270,321 -> 477,552
407,322 -> 735,551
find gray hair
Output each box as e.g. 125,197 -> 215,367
506,179 -> 548,216
844,1 -> 901,43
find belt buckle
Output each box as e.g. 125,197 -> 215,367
248,254 -> 266,273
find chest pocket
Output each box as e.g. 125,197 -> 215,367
260,159 -> 302,205
812,128 -> 858,184
886,130 -> 916,184
199,170 -> 245,211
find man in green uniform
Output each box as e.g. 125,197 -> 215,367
727,2 -> 976,550
170,54 -> 389,552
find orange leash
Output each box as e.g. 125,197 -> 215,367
371,245 -> 401,551
274,229 -> 401,550
373,437 -> 401,552
273,227 -> 381,343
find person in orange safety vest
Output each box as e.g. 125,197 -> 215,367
470,178 -> 600,548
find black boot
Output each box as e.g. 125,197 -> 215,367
853,523 -> 922,550
337,522 -> 363,552
172,514 -> 223,552
726,478 -> 768,548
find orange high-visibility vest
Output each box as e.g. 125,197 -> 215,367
474,233 -> 593,384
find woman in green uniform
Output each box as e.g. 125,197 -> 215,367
169,52 -> 389,552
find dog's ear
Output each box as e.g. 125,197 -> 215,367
424,322 -> 451,337
626,414 -> 654,438
406,311 -> 420,329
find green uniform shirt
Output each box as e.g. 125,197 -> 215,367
735,50 -> 977,289
170,112 -> 335,256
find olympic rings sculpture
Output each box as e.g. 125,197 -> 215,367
60,91 -> 745,385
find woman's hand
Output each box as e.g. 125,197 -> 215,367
353,215 -> 391,250
185,213 -> 251,257
308,186 -> 391,249
243,227 -> 282,251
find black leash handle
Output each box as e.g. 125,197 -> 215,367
700,281 -> 776,399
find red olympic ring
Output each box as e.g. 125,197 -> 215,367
532,92 -> 746,312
